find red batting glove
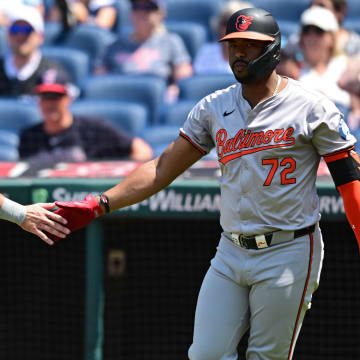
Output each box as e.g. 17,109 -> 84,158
51,195 -> 103,241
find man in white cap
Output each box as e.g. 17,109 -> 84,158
0,1 -> 45,26
297,6 -> 351,108
0,5 -> 67,96
309,0 -> 360,56
282,0 -> 360,63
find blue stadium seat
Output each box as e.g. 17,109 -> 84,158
161,100 -> 197,126
277,20 -> 300,41
0,27 -> 8,57
0,129 -> 20,147
62,24 -> 116,69
140,125 -> 180,157
70,99 -> 148,136
165,21 -> 207,60
353,128 -> 360,154
334,103 -> 350,122
347,0 -> 360,19
43,21 -> 63,45
165,0 -> 223,40
0,145 -> 19,161
81,74 -> 167,124
115,0 -> 132,36
0,99 -> 40,133
43,0 -> 55,16
251,0 -> 308,21
41,46 -> 90,86
141,124 -> 218,159
178,74 -> 235,101
344,19 -> 360,34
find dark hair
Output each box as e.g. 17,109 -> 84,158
329,0 -> 347,12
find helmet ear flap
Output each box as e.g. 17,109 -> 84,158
248,34 -> 281,79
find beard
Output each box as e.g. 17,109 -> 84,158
231,59 -> 256,84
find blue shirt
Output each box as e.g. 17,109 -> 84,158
101,30 -> 191,82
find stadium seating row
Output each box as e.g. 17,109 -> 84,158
0,0 -> 359,161
0,73 -> 235,160
1,1 -> 359,70
0,67 -> 357,161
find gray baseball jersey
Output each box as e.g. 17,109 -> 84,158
180,78 -> 356,235
182,78 -> 356,360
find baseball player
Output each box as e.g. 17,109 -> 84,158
0,193 -> 69,245
49,8 -> 360,359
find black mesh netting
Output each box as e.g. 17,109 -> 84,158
0,221 -> 85,360
0,217 -> 358,360
103,218 -> 359,360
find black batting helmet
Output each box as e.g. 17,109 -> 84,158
219,7 -> 281,81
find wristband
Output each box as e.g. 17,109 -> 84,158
99,193 -> 110,214
0,197 -> 27,225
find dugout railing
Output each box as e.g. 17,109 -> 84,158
0,177 -> 358,360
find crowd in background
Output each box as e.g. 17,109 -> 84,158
0,0 -> 359,163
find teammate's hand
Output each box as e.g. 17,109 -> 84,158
51,195 -> 103,241
20,203 -> 70,245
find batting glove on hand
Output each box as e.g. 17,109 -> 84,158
51,195 -> 103,241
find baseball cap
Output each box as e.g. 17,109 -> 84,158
131,0 -> 166,11
219,7 -> 279,42
300,6 -> 339,33
6,5 -> 44,33
34,68 -> 73,96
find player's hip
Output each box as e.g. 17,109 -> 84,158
210,223 -> 324,286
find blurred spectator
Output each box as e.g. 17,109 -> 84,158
47,0 -> 118,30
19,68 -> 153,165
47,0 -> 117,30
338,52 -> 360,96
284,0 -> 360,60
276,49 -> 302,80
95,0 -> 193,102
297,6 -> 351,108
0,1 -> 45,25
338,53 -> 360,131
0,5 -> 68,97
310,0 -> 360,56
46,0 -> 78,31
193,0 -> 253,74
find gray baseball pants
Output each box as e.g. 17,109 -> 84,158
188,223 -> 324,360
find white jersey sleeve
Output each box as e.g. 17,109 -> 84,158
181,97 -> 217,154
181,86 -> 238,154
309,97 -> 356,155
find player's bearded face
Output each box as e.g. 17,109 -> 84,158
228,39 -> 266,83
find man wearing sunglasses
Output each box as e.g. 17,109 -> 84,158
0,5 -> 67,97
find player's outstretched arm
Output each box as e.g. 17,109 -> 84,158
53,136 -> 204,239
0,194 -> 70,245
104,136 -> 204,210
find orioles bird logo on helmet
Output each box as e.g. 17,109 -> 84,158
235,15 -> 254,31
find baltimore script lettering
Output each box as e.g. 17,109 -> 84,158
216,127 -> 295,164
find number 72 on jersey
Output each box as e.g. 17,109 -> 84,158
262,157 -> 296,186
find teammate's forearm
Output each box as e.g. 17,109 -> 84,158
0,194 -> 27,224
